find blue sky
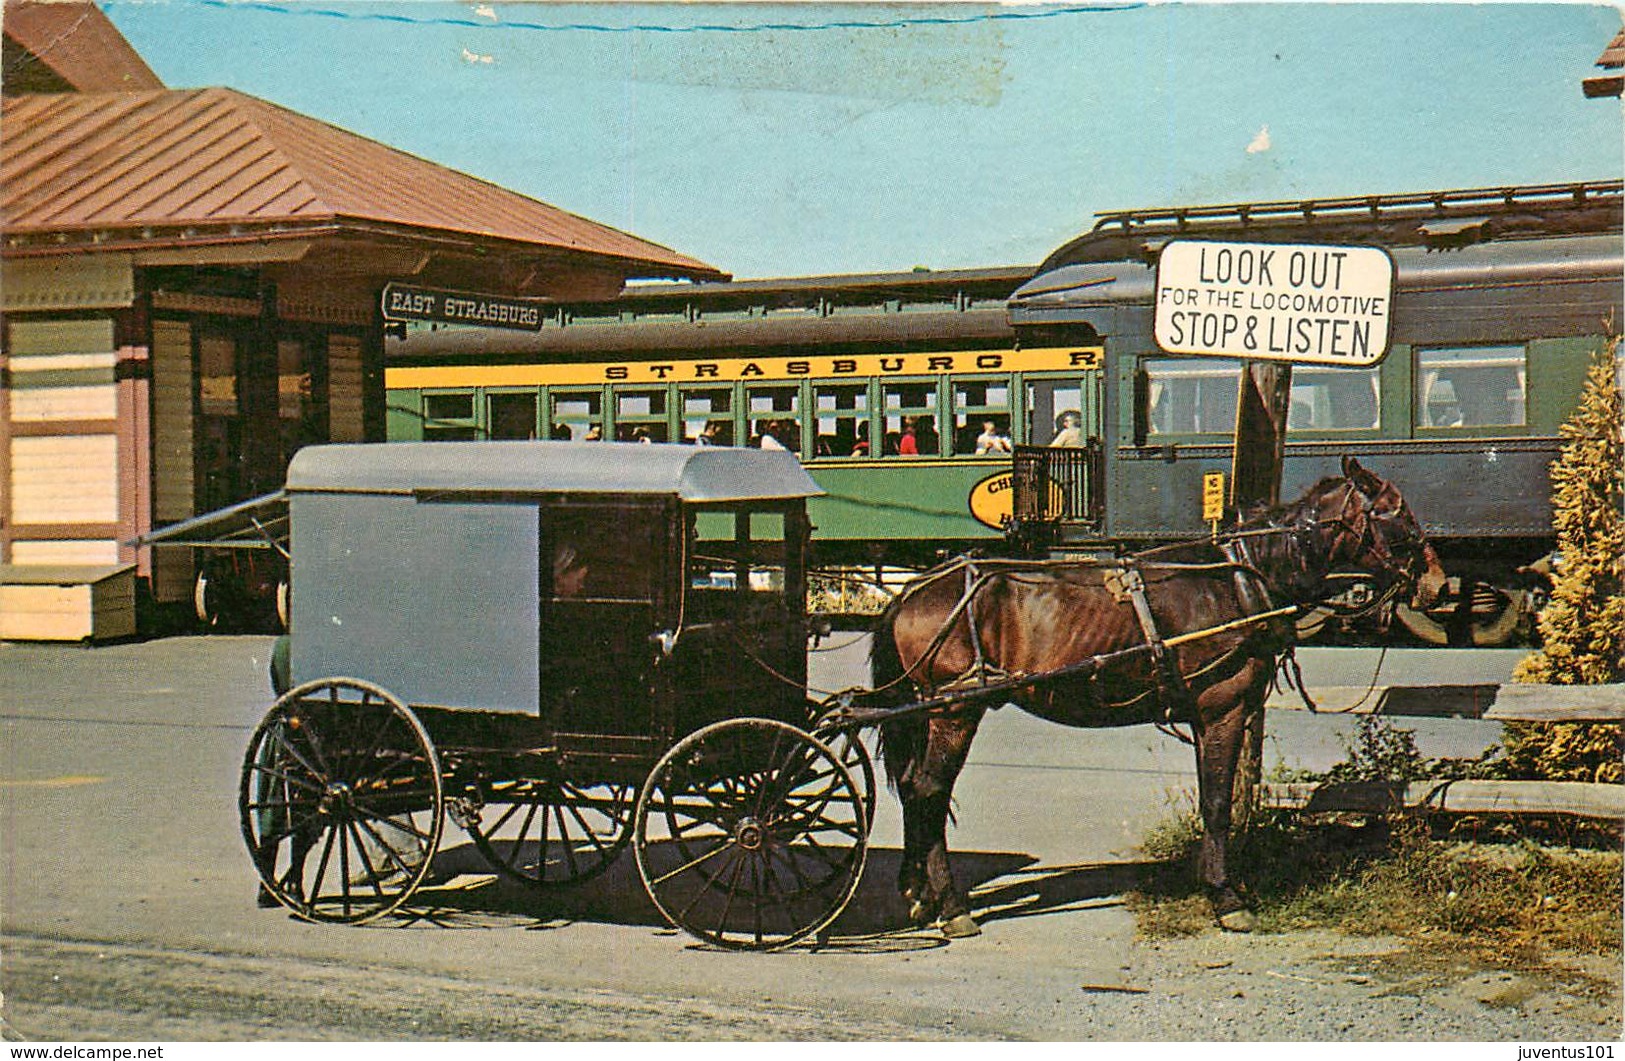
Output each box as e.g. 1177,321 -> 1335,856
104,2 -> 1623,279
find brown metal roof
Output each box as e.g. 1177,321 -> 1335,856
1584,27 -> 1625,98
2,1 -> 163,92
1,87 -> 726,280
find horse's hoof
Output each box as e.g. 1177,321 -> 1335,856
1217,908 -> 1258,933
908,899 -> 934,926
940,913 -> 982,939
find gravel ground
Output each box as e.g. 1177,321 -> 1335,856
3,928 -> 1618,1042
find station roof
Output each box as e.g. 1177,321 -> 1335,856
1,1 -> 163,93
1,87 -> 726,281
286,441 -> 823,503
1583,27 -> 1625,98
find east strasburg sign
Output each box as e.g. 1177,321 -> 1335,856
381,282 -> 547,332
1153,240 -> 1395,365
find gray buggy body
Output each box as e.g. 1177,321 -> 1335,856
284,440 -> 821,720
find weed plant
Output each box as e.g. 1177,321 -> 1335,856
1129,717 -> 1624,958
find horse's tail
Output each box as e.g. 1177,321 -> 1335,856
870,596 -> 926,790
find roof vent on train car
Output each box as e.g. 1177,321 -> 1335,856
1419,215 -> 1491,248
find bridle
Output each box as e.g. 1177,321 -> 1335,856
1310,477 -> 1430,595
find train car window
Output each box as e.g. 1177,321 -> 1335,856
952,379 -> 1012,455
1026,379 -> 1085,446
488,392 -> 539,440
1144,359 -> 1240,436
1415,346 -> 1527,429
681,387 -> 734,445
1287,366 -> 1381,431
747,385 -> 801,454
422,391 -> 479,441
814,384 -> 868,457
615,389 -> 670,443
550,389 -> 604,441
882,381 -> 940,457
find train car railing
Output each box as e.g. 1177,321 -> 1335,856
1012,441 -> 1105,530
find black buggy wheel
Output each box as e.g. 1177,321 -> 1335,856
239,677 -> 444,924
461,772 -> 636,888
634,718 -> 869,951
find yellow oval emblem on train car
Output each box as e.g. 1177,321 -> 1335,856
969,471 -> 1065,529
968,472 -> 1017,530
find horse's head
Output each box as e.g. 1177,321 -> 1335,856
1315,456 -> 1446,610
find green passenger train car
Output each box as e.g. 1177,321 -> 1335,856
1008,180 -> 1622,645
384,268 -> 1103,565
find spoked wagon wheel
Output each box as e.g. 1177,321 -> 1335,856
240,677 -> 444,924
634,718 -> 868,951
462,772 -> 636,888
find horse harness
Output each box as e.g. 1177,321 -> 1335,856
905,551 -> 1298,725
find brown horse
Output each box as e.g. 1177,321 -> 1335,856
871,457 -> 1445,936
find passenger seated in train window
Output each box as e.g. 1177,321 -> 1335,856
755,419 -> 788,450
975,420 -> 1012,455
552,544 -> 590,599
582,425 -> 602,441
1049,411 -> 1083,448
551,422 -> 573,440
915,415 -> 939,454
897,419 -> 919,455
1416,347 -> 1526,428
850,423 -> 871,457
898,415 -> 937,456
693,420 -> 728,446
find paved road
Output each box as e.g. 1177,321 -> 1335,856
0,635 -> 1541,1041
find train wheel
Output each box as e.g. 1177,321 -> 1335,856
239,677 -> 444,925
462,774 -> 636,888
1294,606 -> 1332,643
1395,581 -> 1527,647
634,718 -> 868,951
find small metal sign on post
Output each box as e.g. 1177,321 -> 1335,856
1202,471 -> 1225,536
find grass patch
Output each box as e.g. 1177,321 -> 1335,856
1128,809 -> 1623,962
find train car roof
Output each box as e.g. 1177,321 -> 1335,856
285,441 -> 823,503
1032,180 -> 1622,275
1010,231 -> 1624,324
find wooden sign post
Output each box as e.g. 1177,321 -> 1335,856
1154,237 -> 1396,833
1227,360 -> 1291,830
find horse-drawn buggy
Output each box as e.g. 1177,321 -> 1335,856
244,440 -> 874,949
243,440 -> 1441,946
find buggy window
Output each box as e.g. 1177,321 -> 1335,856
545,503 -> 663,603
689,509 -> 789,597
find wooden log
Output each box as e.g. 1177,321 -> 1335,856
1265,779 -> 1625,820
1484,683 -> 1625,722
1264,683 -> 1625,723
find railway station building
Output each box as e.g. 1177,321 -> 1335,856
0,1 -> 724,639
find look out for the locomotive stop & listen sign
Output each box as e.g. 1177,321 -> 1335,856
1154,240 -> 1396,365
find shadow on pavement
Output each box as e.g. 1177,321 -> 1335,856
305,840 -> 1150,951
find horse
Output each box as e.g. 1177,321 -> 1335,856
869,456 -> 1446,936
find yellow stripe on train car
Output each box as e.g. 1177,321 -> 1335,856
386,346 -> 1105,390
